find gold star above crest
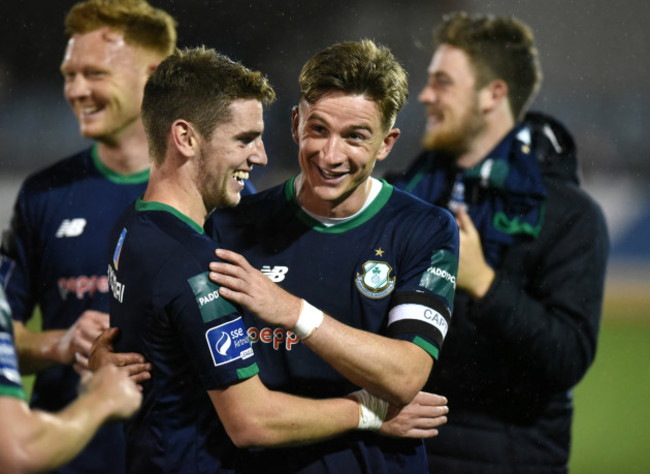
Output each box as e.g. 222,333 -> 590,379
374,248 -> 385,257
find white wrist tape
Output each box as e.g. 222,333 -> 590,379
292,299 -> 324,340
352,389 -> 389,430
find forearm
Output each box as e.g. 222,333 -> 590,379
302,315 -> 432,407
0,393 -> 112,473
13,322 -> 71,373
212,379 -> 359,448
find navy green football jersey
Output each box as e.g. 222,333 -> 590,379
0,145 -> 148,473
0,286 -> 26,401
109,199 -> 259,473
206,177 -> 459,473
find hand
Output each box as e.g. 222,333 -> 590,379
57,310 -> 109,366
82,364 -> 142,420
208,249 -> 302,330
456,206 -> 495,299
379,391 -> 448,438
88,327 -> 152,387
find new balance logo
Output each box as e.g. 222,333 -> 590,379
55,219 -> 87,238
261,265 -> 289,283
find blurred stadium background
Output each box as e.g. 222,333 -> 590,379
1,1 -> 648,472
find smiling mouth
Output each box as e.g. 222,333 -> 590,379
426,111 -> 444,127
317,166 -> 348,181
232,170 -> 250,183
79,105 -> 103,118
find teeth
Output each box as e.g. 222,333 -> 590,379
233,171 -> 249,182
320,168 -> 344,179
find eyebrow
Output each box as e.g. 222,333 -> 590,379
431,71 -> 453,81
234,130 -> 263,141
308,112 -> 374,134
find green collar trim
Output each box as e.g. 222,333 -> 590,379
135,198 -> 204,234
91,145 -> 150,184
284,176 -> 393,234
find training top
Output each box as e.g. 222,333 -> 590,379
206,177 -> 459,473
109,199 -> 260,474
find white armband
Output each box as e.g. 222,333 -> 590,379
291,299 -> 324,340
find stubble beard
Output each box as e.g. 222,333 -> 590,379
421,100 -> 486,160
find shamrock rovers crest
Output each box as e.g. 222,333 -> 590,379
355,260 -> 396,299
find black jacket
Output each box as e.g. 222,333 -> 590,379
388,112 -> 609,473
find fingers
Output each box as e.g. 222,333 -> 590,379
455,205 -> 468,228
78,310 -> 110,329
400,427 -> 441,439
456,206 -> 476,235
94,327 -> 119,350
412,391 -> 447,407
209,268 -> 243,290
213,248 -> 251,269
127,364 -> 153,384
74,352 -> 89,371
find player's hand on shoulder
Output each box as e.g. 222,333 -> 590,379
208,248 -> 301,329
379,391 -> 449,439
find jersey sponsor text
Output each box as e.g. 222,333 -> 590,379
57,275 -> 109,300
107,265 -> 125,303
247,326 -> 300,351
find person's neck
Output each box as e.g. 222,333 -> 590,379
296,174 -> 373,219
95,123 -> 151,175
142,163 -> 207,229
456,114 -> 516,170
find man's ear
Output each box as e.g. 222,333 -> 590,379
171,120 -> 197,158
291,105 -> 300,144
375,128 -> 401,163
479,79 -> 509,114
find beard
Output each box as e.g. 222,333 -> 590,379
421,97 -> 486,158
195,150 -> 239,213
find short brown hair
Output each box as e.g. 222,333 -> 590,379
298,39 -> 408,132
141,47 -> 276,163
65,0 -> 177,58
435,11 -> 542,120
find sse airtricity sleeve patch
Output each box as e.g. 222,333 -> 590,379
205,317 -> 255,367
187,272 -> 256,368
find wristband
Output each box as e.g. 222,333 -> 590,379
351,389 -> 388,430
292,299 -> 324,340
